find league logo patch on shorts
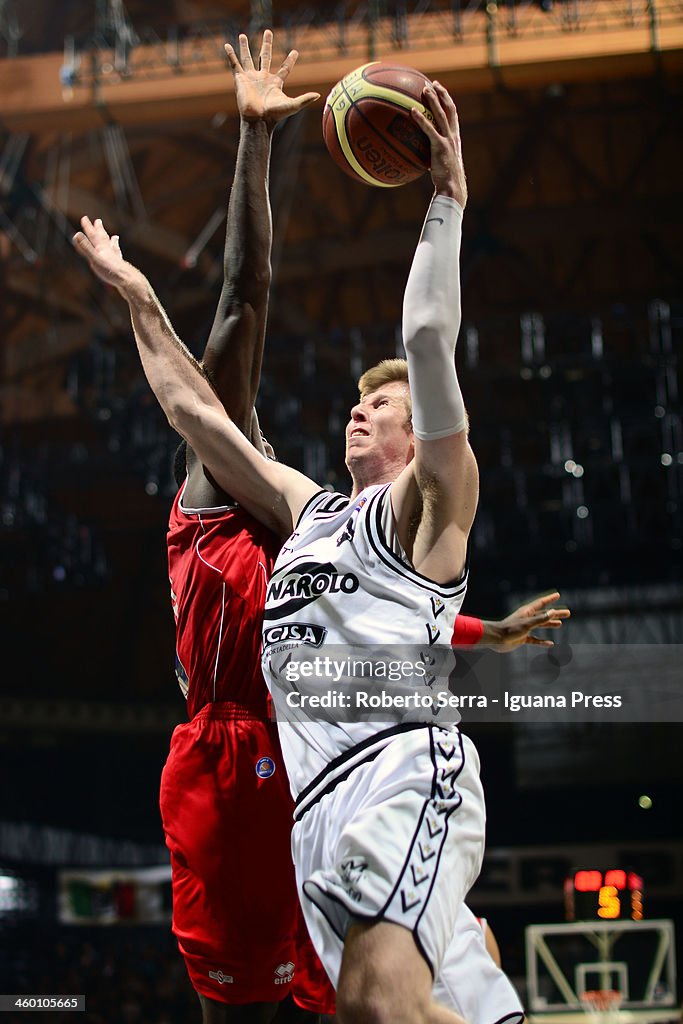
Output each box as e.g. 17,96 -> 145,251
255,756 -> 276,778
209,969 -> 233,985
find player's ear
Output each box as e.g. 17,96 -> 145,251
407,433 -> 416,463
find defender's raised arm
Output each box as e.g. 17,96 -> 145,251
202,30 -> 319,442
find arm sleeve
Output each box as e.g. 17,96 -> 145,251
402,194 -> 466,441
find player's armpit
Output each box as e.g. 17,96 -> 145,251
413,431 -> 479,534
390,444 -> 476,585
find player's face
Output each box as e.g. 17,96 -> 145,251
345,381 -> 414,473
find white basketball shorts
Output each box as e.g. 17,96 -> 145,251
291,723 -> 524,1024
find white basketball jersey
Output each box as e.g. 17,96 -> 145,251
261,483 -> 468,798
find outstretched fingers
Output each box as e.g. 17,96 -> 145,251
73,216 -> 121,260
526,634 -> 554,647
275,47 -> 320,110
238,32 -> 255,72
258,28 -> 273,72
548,609 -> 571,622
72,230 -> 91,253
524,612 -> 558,645
520,604 -> 571,645
529,610 -> 568,629
277,47 -> 299,81
79,214 -> 96,238
288,90 -> 321,113
532,591 -> 561,608
223,42 -> 242,74
80,215 -> 108,240
74,216 -> 104,251
529,593 -> 571,620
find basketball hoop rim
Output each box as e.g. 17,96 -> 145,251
580,990 -> 623,1014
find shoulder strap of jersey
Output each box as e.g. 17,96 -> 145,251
363,485 -> 469,598
295,489 -> 349,528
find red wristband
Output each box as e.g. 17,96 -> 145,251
451,614 -> 484,646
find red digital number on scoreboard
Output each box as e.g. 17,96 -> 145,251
564,869 -> 644,921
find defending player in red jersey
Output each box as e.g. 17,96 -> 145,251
144,30 -> 331,1024
163,498 -> 298,1011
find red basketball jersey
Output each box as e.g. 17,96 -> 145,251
167,485 -> 280,719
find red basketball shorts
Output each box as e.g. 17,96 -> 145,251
159,702 -> 334,1013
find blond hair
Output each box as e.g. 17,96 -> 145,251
358,358 -> 408,399
357,358 -> 411,422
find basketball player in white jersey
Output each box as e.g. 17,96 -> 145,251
71,80 -> 527,1024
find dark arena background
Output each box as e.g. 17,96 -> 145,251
1,1 -> 682,1021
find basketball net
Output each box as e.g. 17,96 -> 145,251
580,990 -> 623,1024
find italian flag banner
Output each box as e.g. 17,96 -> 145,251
58,865 -> 172,924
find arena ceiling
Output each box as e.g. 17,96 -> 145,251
2,0 -> 682,425
1,0 -> 682,707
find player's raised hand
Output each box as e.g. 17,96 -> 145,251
72,216 -> 136,294
411,80 -> 467,208
487,592 -> 571,652
224,29 -> 320,127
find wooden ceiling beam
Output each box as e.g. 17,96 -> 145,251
41,183 -> 194,266
6,268 -> 93,319
2,4 -> 681,133
2,323 -> 90,379
0,381 -> 77,424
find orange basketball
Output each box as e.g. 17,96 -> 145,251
322,62 -> 434,188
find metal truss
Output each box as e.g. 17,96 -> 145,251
52,1 -> 682,88
0,0 -> 20,58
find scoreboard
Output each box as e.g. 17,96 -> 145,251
564,868 -> 644,921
